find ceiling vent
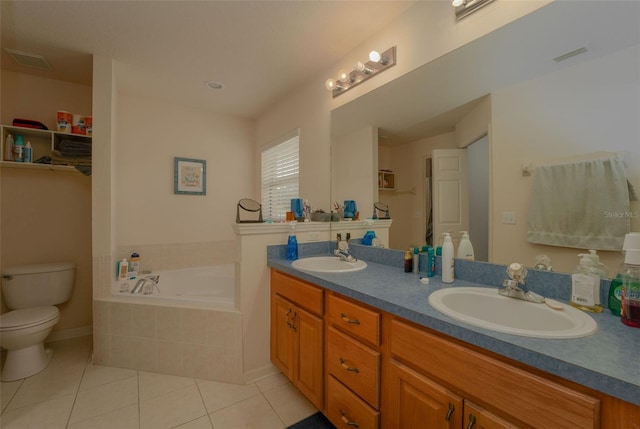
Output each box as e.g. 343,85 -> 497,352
5,48 -> 53,70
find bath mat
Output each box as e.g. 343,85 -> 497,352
287,412 -> 336,429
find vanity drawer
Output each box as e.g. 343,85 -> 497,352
327,325 -> 381,409
327,293 -> 380,346
327,375 -> 379,429
271,270 -> 323,316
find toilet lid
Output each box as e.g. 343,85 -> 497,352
0,306 -> 59,331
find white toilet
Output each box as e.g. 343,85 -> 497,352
0,262 -> 75,381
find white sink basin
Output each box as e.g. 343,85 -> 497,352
428,287 -> 597,339
291,256 -> 367,273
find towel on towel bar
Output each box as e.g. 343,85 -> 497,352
527,156 -> 635,250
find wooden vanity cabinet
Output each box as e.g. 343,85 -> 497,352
270,269 -> 640,428
270,270 -> 324,409
385,317 -> 600,429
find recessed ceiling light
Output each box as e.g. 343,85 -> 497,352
206,81 -> 224,90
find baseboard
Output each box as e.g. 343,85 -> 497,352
47,325 -> 93,342
243,363 -> 279,384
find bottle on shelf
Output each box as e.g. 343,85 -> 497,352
620,232 -> 640,328
4,133 -> 15,161
13,135 -> 25,162
23,141 -> 33,163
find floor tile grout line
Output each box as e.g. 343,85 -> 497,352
64,341 -> 94,428
261,389 -> 289,429
0,378 -> 25,414
190,379 -> 213,429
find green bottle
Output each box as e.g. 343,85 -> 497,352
608,275 -> 623,316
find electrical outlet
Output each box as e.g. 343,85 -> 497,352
502,211 -> 516,224
308,232 -> 320,241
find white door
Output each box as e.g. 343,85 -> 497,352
432,149 -> 469,248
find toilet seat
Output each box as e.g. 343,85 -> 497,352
0,306 -> 60,332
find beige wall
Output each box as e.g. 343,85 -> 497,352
491,45 -> 640,276
115,93 -> 254,247
1,71 -> 93,333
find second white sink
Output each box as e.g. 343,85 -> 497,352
428,287 -> 597,339
291,256 -> 367,273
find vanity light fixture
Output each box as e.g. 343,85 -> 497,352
325,46 -> 396,98
452,0 -> 495,20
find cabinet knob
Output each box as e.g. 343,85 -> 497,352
340,313 -> 361,325
340,409 -> 360,427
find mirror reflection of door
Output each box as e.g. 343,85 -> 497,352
432,137 -> 489,261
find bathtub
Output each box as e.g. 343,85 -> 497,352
113,265 -> 235,308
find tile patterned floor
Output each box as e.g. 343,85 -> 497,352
0,337 -> 317,429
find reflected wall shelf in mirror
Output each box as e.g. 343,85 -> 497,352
1,125 -> 91,172
378,170 -> 395,190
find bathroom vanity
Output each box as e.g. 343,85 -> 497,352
268,255 -> 640,429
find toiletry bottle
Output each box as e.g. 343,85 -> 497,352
286,222 -> 298,261
587,249 -> 607,278
13,135 -> 24,162
23,141 -> 32,163
609,270 -> 623,316
427,246 -> 435,277
404,249 -> 413,273
570,255 -> 603,313
457,231 -> 475,260
130,252 -> 141,275
441,233 -> 454,283
4,133 -> 14,161
117,258 -> 129,280
620,249 -> 640,328
412,247 -> 419,274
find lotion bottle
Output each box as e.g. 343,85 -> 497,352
117,258 -> 129,280
570,255 -> 602,313
4,133 -> 14,161
457,231 -> 475,260
441,233 -> 454,283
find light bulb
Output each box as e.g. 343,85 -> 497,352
369,50 -> 381,63
338,70 -> 349,82
354,61 -> 372,74
452,0 -> 464,7
325,78 -> 337,90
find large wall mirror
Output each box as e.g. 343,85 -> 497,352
330,1 -> 640,275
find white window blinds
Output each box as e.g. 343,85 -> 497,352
261,135 -> 299,221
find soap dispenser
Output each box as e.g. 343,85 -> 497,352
441,233 -> 454,283
286,222 -> 298,261
570,254 -> 602,313
457,231 -> 475,261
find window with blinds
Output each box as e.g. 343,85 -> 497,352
261,135 -> 299,221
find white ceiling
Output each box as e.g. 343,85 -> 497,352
0,0 -> 416,119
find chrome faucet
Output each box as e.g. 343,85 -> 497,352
498,263 -> 544,304
131,274 -> 160,295
334,233 -> 357,263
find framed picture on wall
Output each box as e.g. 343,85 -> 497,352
174,157 -> 206,195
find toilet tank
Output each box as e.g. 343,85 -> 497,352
1,263 -> 76,309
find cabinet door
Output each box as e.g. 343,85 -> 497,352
387,360 -> 463,429
271,294 -> 294,379
293,305 -> 324,409
464,401 -> 520,429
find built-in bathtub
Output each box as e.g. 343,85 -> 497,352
94,264 -> 242,383
112,265 -> 235,308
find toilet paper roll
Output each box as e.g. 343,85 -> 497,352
71,114 -> 85,135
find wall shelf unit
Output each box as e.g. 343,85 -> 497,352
1,124 -> 91,172
378,170 -> 395,191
